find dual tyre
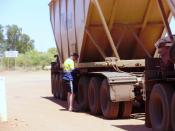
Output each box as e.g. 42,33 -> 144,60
78,76 -> 132,119
149,83 -> 174,131
171,92 -> 175,131
52,73 -> 67,100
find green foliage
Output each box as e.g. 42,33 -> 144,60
0,25 -> 4,43
6,25 -> 22,50
0,24 -> 57,71
15,48 -> 57,70
17,33 -> 34,53
0,24 -> 34,53
0,25 -> 5,52
47,47 -> 57,55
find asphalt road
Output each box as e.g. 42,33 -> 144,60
0,71 -> 152,131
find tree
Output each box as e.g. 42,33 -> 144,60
47,47 -> 57,55
17,34 -> 34,53
0,25 -> 4,43
6,25 -> 21,50
0,25 -> 5,52
5,25 -> 34,53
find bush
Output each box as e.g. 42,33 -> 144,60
1,48 -> 57,70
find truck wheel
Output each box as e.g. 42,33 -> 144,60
55,74 -> 60,99
51,73 -> 54,94
60,78 -> 67,100
52,74 -> 56,98
78,76 -> 90,111
100,79 -> 119,119
60,85 -> 66,100
149,84 -> 173,131
118,101 -> 132,119
88,77 -> 102,115
171,92 -> 175,131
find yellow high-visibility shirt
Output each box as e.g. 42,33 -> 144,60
63,58 -> 74,72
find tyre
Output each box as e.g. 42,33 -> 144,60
118,101 -> 132,119
55,74 -> 60,98
52,74 -> 56,98
59,74 -> 67,100
171,92 -> 175,131
78,76 -> 90,111
88,77 -> 102,115
149,83 -> 174,131
51,73 -> 54,94
100,79 -> 119,119
59,84 -> 67,100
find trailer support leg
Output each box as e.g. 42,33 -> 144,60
86,29 -> 107,59
127,26 -> 152,58
92,0 -> 120,60
156,0 -> 174,41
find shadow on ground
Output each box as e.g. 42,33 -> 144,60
43,96 -> 146,119
42,96 -> 151,130
131,113 -> 145,121
42,96 -> 105,119
43,96 -> 68,110
112,124 -> 151,131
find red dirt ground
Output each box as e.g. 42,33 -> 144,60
0,71 -> 151,131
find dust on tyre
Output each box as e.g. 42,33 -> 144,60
60,74 -> 67,100
118,101 -> 132,119
78,76 -> 90,111
149,84 -> 173,131
100,79 -> 119,119
171,92 -> 175,131
88,77 -> 102,115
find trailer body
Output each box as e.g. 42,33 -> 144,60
49,0 -> 171,63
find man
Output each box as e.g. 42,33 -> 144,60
63,53 -> 79,111
155,35 -> 175,71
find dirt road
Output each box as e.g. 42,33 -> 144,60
0,71 -> 151,131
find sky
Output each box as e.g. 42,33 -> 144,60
0,0 -> 175,52
0,0 -> 56,52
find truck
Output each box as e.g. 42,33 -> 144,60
49,0 -> 175,130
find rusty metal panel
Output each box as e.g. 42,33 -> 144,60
77,59 -> 145,68
54,0 -> 63,62
75,0 -> 86,55
110,84 -> 134,102
49,0 -> 171,66
67,0 -> 77,55
98,72 -> 137,84
49,1 -> 55,31
79,0 -> 171,62
60,0 -> 69,60
92,72 -> 137,102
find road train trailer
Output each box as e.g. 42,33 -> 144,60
49,0 -> 175,130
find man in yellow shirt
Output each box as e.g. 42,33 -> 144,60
63,53 -> 79,111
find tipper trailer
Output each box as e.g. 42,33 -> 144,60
49,0 -> 175,130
